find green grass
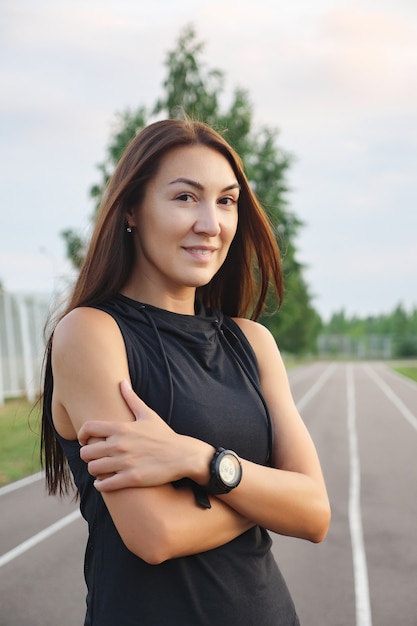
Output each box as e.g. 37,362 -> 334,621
393,365 -> 417,383
0,398 -> 42,487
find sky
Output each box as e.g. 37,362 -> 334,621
1,0 -> 416,321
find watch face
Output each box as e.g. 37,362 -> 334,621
219,454 -> 241,486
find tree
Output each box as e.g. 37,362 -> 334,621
62,25 -> 320,354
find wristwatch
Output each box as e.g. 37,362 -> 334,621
206,447 -> 242,495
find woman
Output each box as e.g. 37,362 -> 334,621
41,118 -> 330,625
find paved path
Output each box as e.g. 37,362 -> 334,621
1,362 -> 416,625
273,362 -> 417,626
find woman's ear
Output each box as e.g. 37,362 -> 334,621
125,210 -> 136,230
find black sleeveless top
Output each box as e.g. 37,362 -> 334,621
54,294 -> 299,626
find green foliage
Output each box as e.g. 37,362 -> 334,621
321,303 -> 417,358
394,335 -> 417,358
61,25 -> 320,354
0,399 -> 41,486
260,249 -> 322,355
61,229 -> 85,270
154,26 -> 222,125
90,107 -> 149,213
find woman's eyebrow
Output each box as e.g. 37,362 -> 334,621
169,177 -> 240,193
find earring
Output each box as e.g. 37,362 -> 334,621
126,225 -> 132,233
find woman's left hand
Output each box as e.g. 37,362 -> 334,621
78,380 -> 211,492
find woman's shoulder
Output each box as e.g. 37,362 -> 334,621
230,317 -> 281,368
231,317 -> 275,345
53,306 -> 123,356
55,305 -> 118,332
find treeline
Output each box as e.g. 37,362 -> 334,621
320,303 -> 417,358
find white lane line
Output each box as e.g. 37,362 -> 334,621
0,471 -> 44,497
0,510 -> 81,568
347,364 -> 373,626
364,364 -> 417,432
296,362 -> 337,412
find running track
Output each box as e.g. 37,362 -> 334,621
1,362 -> 416,625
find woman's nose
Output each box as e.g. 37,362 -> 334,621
193,203 -> 221,236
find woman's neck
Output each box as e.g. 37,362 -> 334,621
120,283 -> 197,315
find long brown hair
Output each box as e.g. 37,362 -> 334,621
41,118 -> 284,494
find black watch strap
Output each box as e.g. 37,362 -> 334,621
172,478 -> 211,509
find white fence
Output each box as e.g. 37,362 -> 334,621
0,291 -> 55,404
317,333 -> 393,359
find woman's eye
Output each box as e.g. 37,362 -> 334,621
177,193 -> 194,202
218,197 -> 236,206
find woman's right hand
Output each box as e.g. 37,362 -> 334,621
79,380 -> 214,492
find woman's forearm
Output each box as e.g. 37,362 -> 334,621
103,482 -> 254,564
218,459 -> 330,543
